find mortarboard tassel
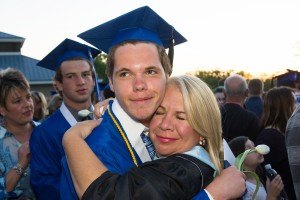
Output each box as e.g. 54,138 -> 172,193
168,28 -> 174,71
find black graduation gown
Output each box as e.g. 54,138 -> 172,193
82,154 -> 215,200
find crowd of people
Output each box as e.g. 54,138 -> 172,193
0,5 -> 299,200
214,74 -> 298,199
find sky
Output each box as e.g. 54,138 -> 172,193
1,0 -> 300,78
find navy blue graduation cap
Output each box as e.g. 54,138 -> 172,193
274,69 -> 300,87
78,6 -> 187,54
37,38 -> 101,71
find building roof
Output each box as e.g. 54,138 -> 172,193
0,31 -> 24,41
0,31 -> 54,84
0,54 -> 54,84
0,31 -> 25,40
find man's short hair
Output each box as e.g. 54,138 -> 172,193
248,79 -> 263,96
224,74 -> 247,98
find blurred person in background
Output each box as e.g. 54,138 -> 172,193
221,74 -> 260,142
213,86 -> 226,108
256,86 -> 296,199
245,78 -> 264,119
31,91 -> 48,122
229,136 -> 284,200
47,93 -> 63,117
286,102 -> 300,199
0,68 -> 38,199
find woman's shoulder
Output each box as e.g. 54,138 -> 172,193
0,125 -> 9,140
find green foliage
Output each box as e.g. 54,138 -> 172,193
263,78 -> 273,92
194,70 -> 232,89
94,53 -> 108,84
194,69 -> 274,91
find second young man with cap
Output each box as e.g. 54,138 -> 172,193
61,6 -> 246,200
29,39 -> 100,200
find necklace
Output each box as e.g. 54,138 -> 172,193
107,105 -> 139,167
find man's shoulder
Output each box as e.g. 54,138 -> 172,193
222,103 -> 257,117
85,113 -> 118,145
243,108 -> 259,120
31,110 -> 68,139
38,110 -> 68,127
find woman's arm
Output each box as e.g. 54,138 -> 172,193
63,119 -> 246,200
62,119 -> 105,198
5,141 -> 30,192
62,120 -> 211,200
81,154 -> 212,200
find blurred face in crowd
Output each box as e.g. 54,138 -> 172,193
215,92 -> 226,107
244,139 -> 264,169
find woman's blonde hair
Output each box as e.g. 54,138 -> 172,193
168,75 -> 223,173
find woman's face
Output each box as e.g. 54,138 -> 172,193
0,88 -> 34,125
149,83 -> 200,157
214,92 -> 225,107
244,139 -> 264,168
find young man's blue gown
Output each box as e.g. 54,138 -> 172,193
30,107 -> 73,200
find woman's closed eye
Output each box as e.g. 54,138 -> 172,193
154,107 -> 165,115
176,113 -> 186,121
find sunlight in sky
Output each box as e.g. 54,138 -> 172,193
1,0 -> 300,78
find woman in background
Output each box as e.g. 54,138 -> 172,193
31,91 -> 47,122
256,86 -> 296,199
47,93 -> 63,117
0,68 -> 37,199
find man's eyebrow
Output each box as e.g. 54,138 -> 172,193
64,70 -> 91,75
114,67 -> 131,73
146,65 -> 161,69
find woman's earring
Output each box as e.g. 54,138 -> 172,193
199,138 -> 206,146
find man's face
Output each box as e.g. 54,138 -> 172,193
56,59 -> 94,109
109,43 -> 167,125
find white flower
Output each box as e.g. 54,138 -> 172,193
255,145 -> 270,155
78,109 -> 91,117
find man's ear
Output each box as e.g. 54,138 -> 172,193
109,78 -> 114,92
55,80 -> 63,92
0,106 -> 6,117
245,89 -> 249,98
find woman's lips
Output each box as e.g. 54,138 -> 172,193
23,110 -> 33,116
157,136 -> 176,143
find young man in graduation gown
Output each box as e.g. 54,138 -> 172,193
60,6 -> 246,200
29,39 -> 100,200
